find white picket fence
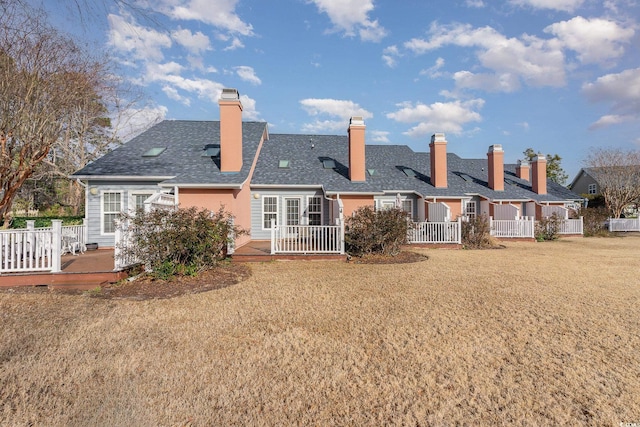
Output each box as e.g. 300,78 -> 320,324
0,220 -> 88,274
408,219 -> 462,244
489,216 -> 584,238
609,218 -> 640,232
270,219 -> 344,254
114,219 -> 140,270
557,218 -> 584,235
490,217 -> 536,238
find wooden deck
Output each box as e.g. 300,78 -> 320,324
0,249 -> 129,290
231,240 -> 347,262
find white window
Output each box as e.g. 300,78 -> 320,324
102,192 -> 122,234
465,201 -> 477,220
262,196 -> 278,229
588,183 -> 597,195
129,192 -> 153,213
402,200 -> 413,219
307,196 -> 322,226
380,201 -> 395,210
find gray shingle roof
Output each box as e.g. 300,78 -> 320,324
72,120 -> 267,186
253,133 -> 581,202
73,120 -> 581,202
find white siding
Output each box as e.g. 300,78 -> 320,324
86,181 -> 163,248
249,189 -> 328,240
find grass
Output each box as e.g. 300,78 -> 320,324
2,236 -> 640,425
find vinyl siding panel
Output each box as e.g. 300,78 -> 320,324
86,180 -> 163,248
249,189 -> 328,240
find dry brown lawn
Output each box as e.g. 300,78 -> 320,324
1,236 -> 640,426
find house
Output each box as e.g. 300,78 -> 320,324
570,167 -> 638,215
72,88 -> 582,249
570,168 -> 602,197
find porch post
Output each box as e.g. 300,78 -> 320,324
82,218 -> 88,244
339,218 -> 345,254
270,218 -> 276,255
51,220 -> 62,273
457,217 -> 462,244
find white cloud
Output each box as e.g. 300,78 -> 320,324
162,86 -> 191,106
382,45 -> 401,68
583,67 -> 640,129
419,57 -> 446,78
224,37 -> 245,51
509,0 -> 585,12
465,0 -> 486,7
386,99 -> 484,137
234,66 -> 262,85
107,13 -> 172,62
545,17 -> 634,65
164,0 -> 253,36
404,23 -> 566,91
113,105 -> 169,142
171,28 -> 211,54
300,98 -> 373,133
369,130 -> 390,143
308,0 -> 388,42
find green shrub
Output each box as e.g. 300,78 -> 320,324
116,206 -> 245,279
9,216 -> 84,229
345,206 -> 409,256
461,214 -> 494,249
535,213 -> 562,241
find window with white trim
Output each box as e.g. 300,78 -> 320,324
263,196 -> 278,229
402,200 -> 413,219
307,196 -> 322,225
102,192 -> 122,234
588,183 -> 597,195
465,201 -> 477,220
129,192 -> 153,213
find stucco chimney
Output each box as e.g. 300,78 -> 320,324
516,159 -> 530,181
430,133 -> 447,188
218,88 -> 243,173
487,144 -> 504,191
532,154 -> 547,194
348,116 -> 366,182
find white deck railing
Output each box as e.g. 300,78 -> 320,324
557,217 -> 584,235
609,218 -> 640,232
0,221 -> 62,273
0,220 -> 88,274
490,217 -> 535,238
270,220 -> 344,254
408,219 -> 461,244
114,219 -> 141,270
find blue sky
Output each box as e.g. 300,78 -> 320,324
33,0 -> 640,180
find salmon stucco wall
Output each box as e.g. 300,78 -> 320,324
178,187 -> 252,247
339,195 -> 375,217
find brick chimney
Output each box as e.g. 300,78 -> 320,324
430,133 -> 447,188
218,88 -> 243,173
532,154 -> 547,194
516,159 -> 530,181
348,116 -> 366,182
487,144 -> 504,191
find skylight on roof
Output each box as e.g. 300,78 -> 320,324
202,147 -> 220,157
323,159 -> 336,169
403,168 -> 416,177
279,160 -> 290,168
367,169 -> 376,176
142,147 -> 166,157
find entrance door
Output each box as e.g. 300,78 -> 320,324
284,198 -> 301,236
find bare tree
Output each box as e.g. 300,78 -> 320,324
0,3 -> 110,225
584,148 -> 640,218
